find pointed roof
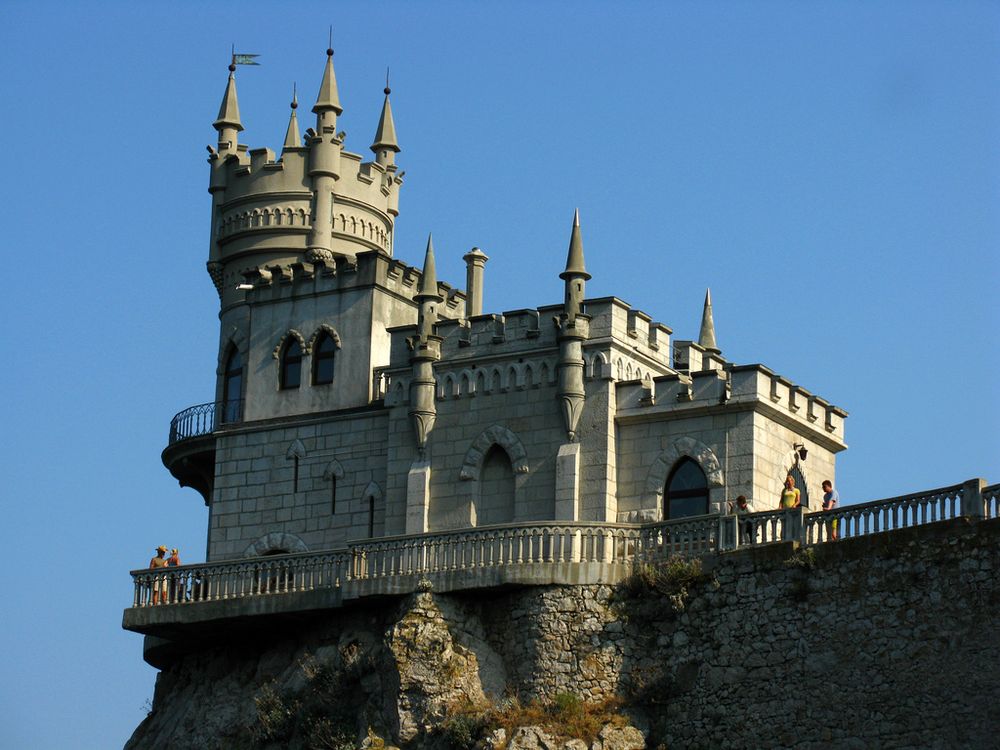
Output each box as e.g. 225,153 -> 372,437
559,208 -> 592,281
698,288 -> 721,354
370,83 -> 400,153
312,48 -> 343,115
416,234 -> 444,302
213,64 -> 244,132
283,88 -> 301,150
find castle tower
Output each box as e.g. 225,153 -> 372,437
371,74 -> 400,169
409,235 -> 443,452
305,47 -> 343,264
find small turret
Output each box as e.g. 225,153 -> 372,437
306,47 -> 344,264
282,87 -> 301,152
409,234 -> 444,454
556,210 -> 591,442
213,62 -> 243,153
560,209 -> 591,321
698,288 -> 721,355
371,73 -> 400,168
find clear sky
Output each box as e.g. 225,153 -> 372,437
1,1 -> 997,747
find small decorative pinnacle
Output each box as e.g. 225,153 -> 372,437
385,67 -> 391,96
291,83 -> 298,110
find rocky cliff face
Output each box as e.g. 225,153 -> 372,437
127,518 -> 1000,749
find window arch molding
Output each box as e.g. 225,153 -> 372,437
272,329 -> 308,360
242,531 -> 309,557
308,325 -> 341,386
644,437 -> 724,517
216,327 -> 249,377
459,424 -> 529,481
306,324 -> 342,352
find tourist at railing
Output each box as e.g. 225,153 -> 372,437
731,495 -> 755,545
167,548 -> 182,602
822,481 -> 840,541
149,546 -> 169,605
780,475 -> 802,509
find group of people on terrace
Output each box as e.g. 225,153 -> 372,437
148,545 -> 181,605
728,476 -> 841,543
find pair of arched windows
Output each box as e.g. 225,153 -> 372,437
279,333 -> 337,390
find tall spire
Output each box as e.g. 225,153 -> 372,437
371,70 -> 400,163
213,61 -> 243,141
560,209 -> 591,281
282,85 -> 301,151
698,288 -> 721,354
312,46 -> 343,117
416,234 -> 443,302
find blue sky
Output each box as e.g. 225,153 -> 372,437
1,2 -> 997,747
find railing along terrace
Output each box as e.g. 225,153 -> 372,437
168,400 -> 244,444
130,479 -> 990,611
803,481 -> 966,544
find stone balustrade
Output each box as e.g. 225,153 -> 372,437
129,478 -> 989,613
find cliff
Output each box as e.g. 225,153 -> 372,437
126,517 -> 1000,749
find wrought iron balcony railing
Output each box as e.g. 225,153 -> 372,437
168,400 -> 243,444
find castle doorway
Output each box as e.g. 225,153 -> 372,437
477,445 -> 515,525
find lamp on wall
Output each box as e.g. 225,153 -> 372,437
793,443 -> 808,461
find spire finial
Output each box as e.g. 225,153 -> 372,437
214,50 -> 243,135
283,83 -> 301,151
371,70 -> 400,157
698,287 -> 721,354
560,208 -> 591,281
385,67 -> 391,96
313,38 -> 343,116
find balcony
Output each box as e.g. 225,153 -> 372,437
161,400 -> 243,504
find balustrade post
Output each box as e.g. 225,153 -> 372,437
961,478 -> 986,519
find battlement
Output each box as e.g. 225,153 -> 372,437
615,362 -> 847,448
584,297 -> 672,372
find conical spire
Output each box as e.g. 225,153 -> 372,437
371,73 -> 400,154
559,209 -> 591,281
283,86 -> 301,150
213,63 -> 243,133
416,234 -> 443,301
698,288 -> 720,354
312,47 -> 343,115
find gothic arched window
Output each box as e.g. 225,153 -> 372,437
280,340 -> 302,390
664,458 -> 709,520
222,346 -> 243,423
312,332 -> 336,385
789,465 -> 810,508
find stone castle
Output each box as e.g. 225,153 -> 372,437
163,48 -> 848,562
127,48 -> 999,750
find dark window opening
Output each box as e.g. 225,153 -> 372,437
664,457 -> 709,520
313,333 -> 336,385
222,347 -> 242,423
331,477 -> 337,514
367,495 -> 375,538
281,340 -> 302,389
293,455 -> 299,493
789,465 -> 809,508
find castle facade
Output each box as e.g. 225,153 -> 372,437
164,50 -> 848,562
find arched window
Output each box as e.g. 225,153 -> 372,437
312,332 -> 336,385
789,465 -> 810,508
664,458 -> 709,520
222,347 -> 242,423
477,446 -> 515,525
280,340 -> 302,390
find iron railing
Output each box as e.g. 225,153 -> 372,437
168,400 -> 243,444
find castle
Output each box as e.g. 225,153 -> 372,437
162,48 -> 847,564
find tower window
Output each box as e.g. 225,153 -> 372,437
312,333 -> 336,385
664,458 -> 709,520
222,347 -> 242,423
280,341 -> 302,389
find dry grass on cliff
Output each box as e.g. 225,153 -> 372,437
443,692 -> 628,747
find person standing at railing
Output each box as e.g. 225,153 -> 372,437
167,548 -> 182,602
149,546 -> 169,605
779,475 -> 801,509
822,480 -> 840,540
733,495 -> 755,544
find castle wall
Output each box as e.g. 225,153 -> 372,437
208,410 -> 390,560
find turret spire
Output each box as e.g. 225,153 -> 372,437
282,85 -> 301,151
416,234 -> 443,302
698,288 -> 721,354
371,69 -> 400,165
560,208 -> 591,282
213,61 -> 243,150
312,46 -> 343,118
